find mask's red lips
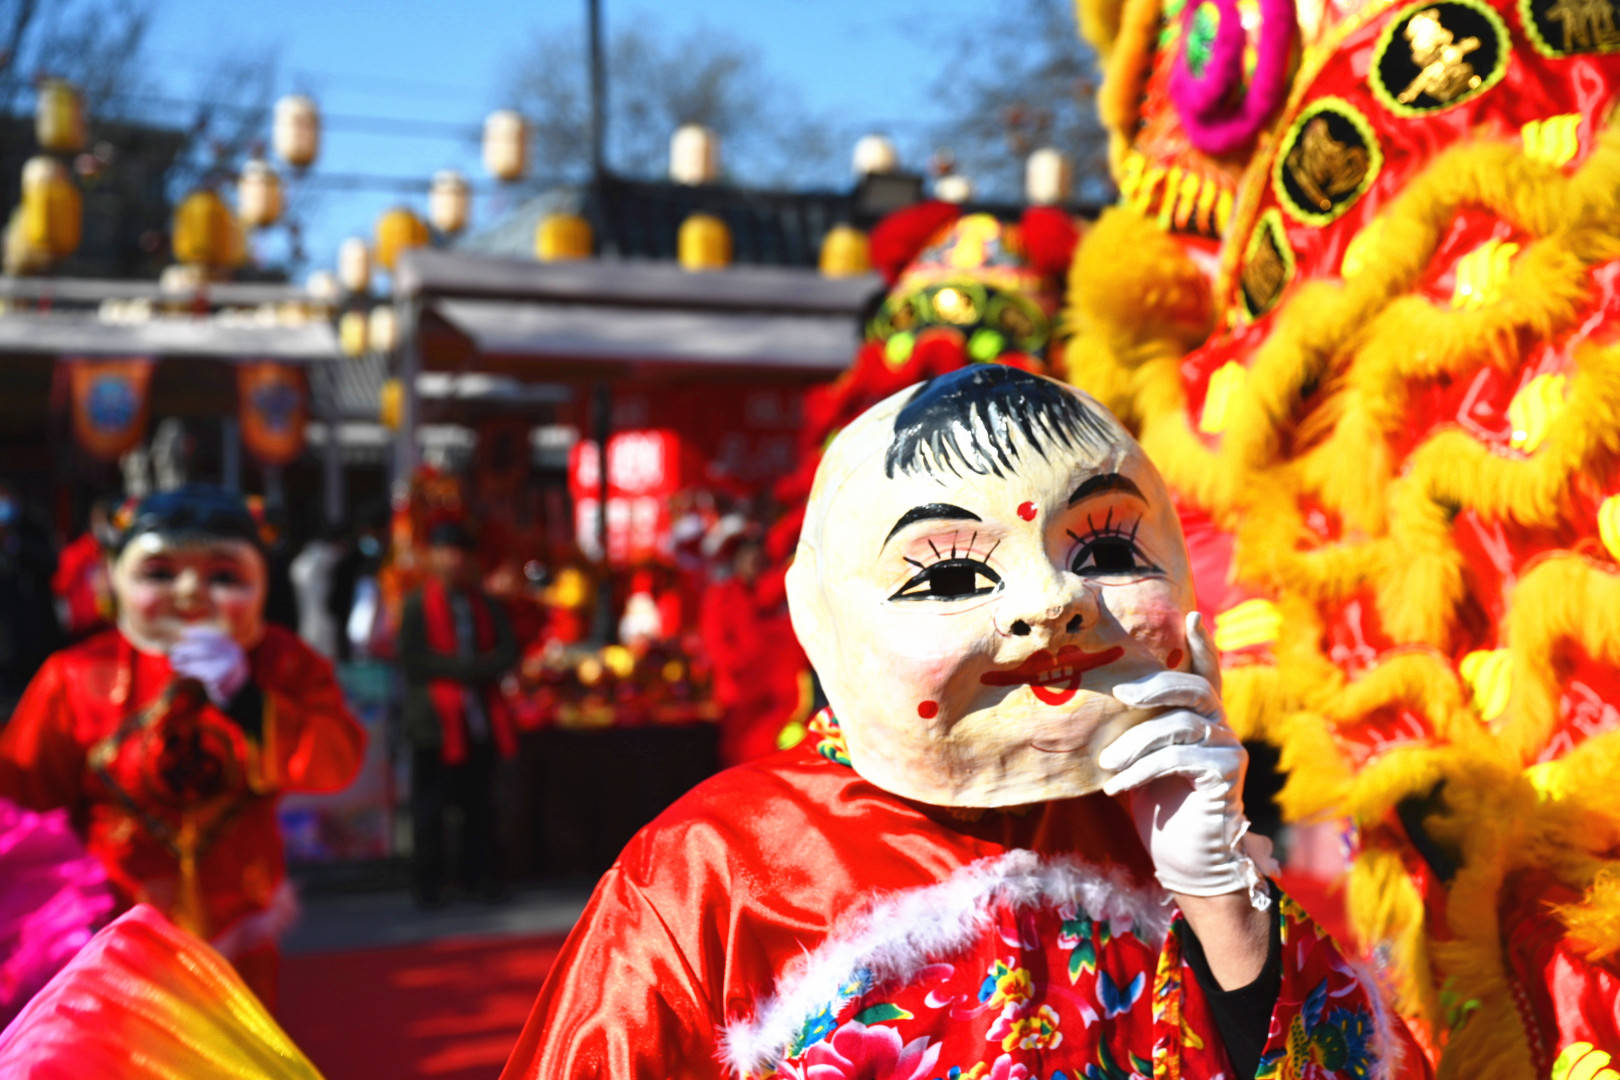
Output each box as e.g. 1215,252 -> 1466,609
979,644 -> 1125,706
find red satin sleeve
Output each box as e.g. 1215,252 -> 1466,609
500,865 -> 718,1079
0,656 -> 85,814
500,742 -> 1158,1078
256,631 -> 366,794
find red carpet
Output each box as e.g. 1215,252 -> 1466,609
279,933 -> 567,1079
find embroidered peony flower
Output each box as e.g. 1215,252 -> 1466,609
987,1002 -> 1063,1052
987,1052 -> 1035,1080
978,959 -> 1033,1010
782,1021 -> 941,1080
1255,981 -> 1376,1080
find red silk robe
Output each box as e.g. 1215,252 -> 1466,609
502,713 -> 1425,1079
0,626 -> 364,996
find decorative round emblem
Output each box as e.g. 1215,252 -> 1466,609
251,380 -> 301,433
1240,209 -> 1296,319
87,373 -> 137,432
1520,0 -> 1620,56
1271,97 -> 1383,227
1372,0 -> 1509,116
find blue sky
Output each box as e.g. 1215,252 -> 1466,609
140,0 -> 1007,283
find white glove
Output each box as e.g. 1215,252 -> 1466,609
168,627 -> 250,708
1098,612 -> 1276,910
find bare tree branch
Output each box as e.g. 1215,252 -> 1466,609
925,0 -> 1111,203
498,19 -> 841,189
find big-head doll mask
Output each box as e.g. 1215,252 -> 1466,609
786,365 -> 1198,807
107,487 -> 270,655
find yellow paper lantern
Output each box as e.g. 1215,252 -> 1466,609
339,310 -> 369,358
21,156 -> 81,259
483,109 -> 528,182
305,270 -> 338,305
669,124 -> 720,185
159,263 -> 206,295
379,377 -> 403,429
36,79 -> 86,154
852,134 -> 898,176
1025,148 -> 1073,205
677,213 -> 731,270
172,189 -> 232,266
368,305 -> 399,353
3,208 -> 50,275
237,159 -> 283,229
220,210 -> 248,269
337,237 -> 371,294
375,207 -> 429,273
819,225 -> 870,277
273,94 -> 320,169
535,213 -> 593,261
428,170 -> 470,235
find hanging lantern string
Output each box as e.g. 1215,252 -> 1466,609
3,80 -> 939,141
9,86 -> 488,140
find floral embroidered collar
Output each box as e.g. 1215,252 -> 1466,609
806,708 -> 852,768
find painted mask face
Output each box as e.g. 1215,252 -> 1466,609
787,366 -> 1196,807
110,533 -> 268,654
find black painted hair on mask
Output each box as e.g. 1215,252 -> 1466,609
109,485 -> 267,558
884,364 -> 1115,479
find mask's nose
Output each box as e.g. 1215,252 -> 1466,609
996,571 -> 1099,646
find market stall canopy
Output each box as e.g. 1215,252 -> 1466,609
394,248 -> 881,380
0,276 -> 338,363
0,310 -> 335,361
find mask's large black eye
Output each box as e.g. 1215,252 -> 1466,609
890,558 -> 1001,601
1068,522 -> 1159,578
1076,537 -> 1138,574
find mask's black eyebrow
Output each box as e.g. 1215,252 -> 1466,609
1068,473 -> 1145,505
882,503 -> 982,549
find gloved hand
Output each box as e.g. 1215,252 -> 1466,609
167,626 -> 250,708
1098,611 -> 1276,910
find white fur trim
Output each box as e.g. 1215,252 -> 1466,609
209,879 -> 299,960
719,849 -> 1169,1078
1343,955 -> 1405,1080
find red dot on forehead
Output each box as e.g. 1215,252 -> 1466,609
1016,501 -> 1038,521
917,700 -> 940,719
1167,649 -> 1184,669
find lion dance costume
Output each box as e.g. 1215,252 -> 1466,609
1059,0 -> 1620,1071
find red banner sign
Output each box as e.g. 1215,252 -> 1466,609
236,362 -> 308,466
65,356 -> 154,461
568,430 -> 685,564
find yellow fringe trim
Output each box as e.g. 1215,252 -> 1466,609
1554,866 -> 1620,961
1062,93 -> 1620,1073
1096,0 -> 1169,179
1075,0 -> 1128,65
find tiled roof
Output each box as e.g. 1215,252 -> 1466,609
454,174 -> 1042,269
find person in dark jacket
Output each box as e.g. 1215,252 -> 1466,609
397,521 -> 517,907
0,485 -> 62,719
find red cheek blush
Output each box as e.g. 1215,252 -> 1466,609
1016,501 -> 1037,521
917,700 -> 940,719
1167,649 -> 1184,669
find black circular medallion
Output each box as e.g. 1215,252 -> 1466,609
1373,0 -> 1509,116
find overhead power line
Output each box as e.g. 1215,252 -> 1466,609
292,170 -> 575,194
4,82 -> 484,140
